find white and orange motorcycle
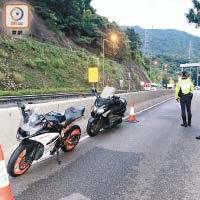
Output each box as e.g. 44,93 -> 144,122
7,103 -> 85,177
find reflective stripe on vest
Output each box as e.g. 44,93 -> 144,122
179,83 -> 191,90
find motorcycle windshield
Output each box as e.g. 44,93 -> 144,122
95,87 -> 116,107
100,86 -> 115,99
19,107 -> 42,136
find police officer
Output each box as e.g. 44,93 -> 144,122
175,71 -> 194,127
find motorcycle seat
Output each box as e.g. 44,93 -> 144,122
46,111 -> 65,122
65,106 -> 85,125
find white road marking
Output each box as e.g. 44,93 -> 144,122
59,193 -> 91,200
80,97 -> 174,142
79,135 -> 90,142
34,97 -> 174,163
123,97 -> 174,120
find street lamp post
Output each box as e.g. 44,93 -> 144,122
162,64 -> 168,87
150,60 -> 158,80
103,39 -> 105,88
161,65 -> 164,87
150,63 -> 152,80
128,72 -> 131,92
102,34 -> 118,88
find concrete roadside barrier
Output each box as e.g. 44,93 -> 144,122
0,90 -> 174,163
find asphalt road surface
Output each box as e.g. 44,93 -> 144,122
10,91 -> 200,200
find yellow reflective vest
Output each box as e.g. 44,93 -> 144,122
175,78 -> 194,99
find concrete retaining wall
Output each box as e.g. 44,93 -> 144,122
0,90 -> 174,163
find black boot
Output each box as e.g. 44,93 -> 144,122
181,116 -> 187,127
188,115 -> 192,127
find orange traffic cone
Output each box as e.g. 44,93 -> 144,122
126,102 -> 139,123
0,145 -> 15,200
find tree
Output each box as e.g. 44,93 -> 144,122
28,0 -> 145,64
126,28 -> 142,60
186,0 -> 200,28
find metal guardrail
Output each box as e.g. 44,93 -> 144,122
0,89 -> 168,104
0,92 -> 95,104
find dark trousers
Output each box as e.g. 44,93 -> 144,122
180,94 -> 192,118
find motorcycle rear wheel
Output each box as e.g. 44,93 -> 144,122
87,121 -> 100,137
62,125 -> 81,152
7,145 -> 32,177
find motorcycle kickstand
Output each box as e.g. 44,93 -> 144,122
56,148 -> 61,165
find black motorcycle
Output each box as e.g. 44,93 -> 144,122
87,88 -> 127,137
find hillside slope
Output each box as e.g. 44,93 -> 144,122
0,32 -> 149,92
0,1 -> 151,93
122,26 -> 200,60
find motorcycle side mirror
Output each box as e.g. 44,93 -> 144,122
17,102 -> 25,109
17,102 -> 28,120
91,88 -> 97,93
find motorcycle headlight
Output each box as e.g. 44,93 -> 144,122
97,108 -> 105,114
16,129 -> 29,140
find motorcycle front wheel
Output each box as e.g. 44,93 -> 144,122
7,145 -> 32,177
87,121 -> 100,137
62,125 -> 81,152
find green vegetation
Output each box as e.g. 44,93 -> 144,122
126,26 -> 200,60
149,54 -> 190,85
13,73 -> 25,84
0,0 -> 199,94
121,25 -> 200,86
0,0 -> 152,94
0,72 -> 5,80
29,0 -> 130,61
0,49 -> 9,58
149,54 -> 200,86
186,0 -> 200,28
28,0 -> 150,64
126,29 -> 142,60
0,87 -> 90,96
0,33 -> 148,92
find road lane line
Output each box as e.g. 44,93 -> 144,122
123,97 -> 174,120
80,135 -> 90,142
80,97 -> 174,142
34,97 -> 174,164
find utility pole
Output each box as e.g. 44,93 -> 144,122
161,64 -> 168,88
143,30 -> 151,56
189,40 -> 193,61
189,40 -> 193,79
161,65 -> 163,87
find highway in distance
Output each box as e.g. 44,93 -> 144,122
10,91 -> 200,200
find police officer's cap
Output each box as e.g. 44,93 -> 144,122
182,70 -> 187,76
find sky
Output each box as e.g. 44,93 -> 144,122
91,0 -> 200,37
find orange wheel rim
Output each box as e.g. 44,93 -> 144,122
64,129 -> 80,150
14,149 -> 30,175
